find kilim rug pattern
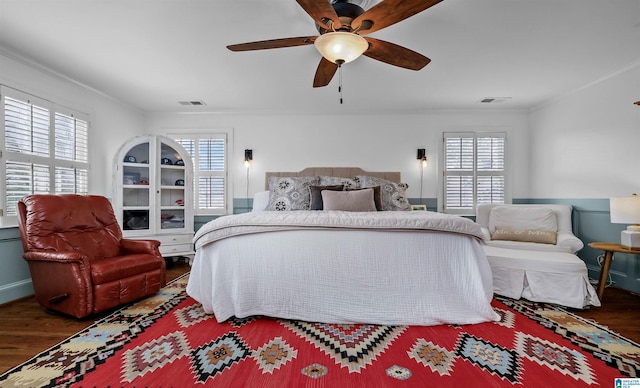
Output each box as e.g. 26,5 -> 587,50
1,273 -> 638,387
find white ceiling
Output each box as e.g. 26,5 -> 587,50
0,0 -> 638,114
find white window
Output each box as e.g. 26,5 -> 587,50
170,132 -> 231,215
442,132 -> 506,215
1,86 -> 89,224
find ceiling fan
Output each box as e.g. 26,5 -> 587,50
227,0 -> 443,88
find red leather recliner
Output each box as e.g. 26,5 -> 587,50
17,194 -> 167,318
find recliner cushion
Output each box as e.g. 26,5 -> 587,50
91,254 -> 164,284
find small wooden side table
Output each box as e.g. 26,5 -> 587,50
588,242 -> 640,300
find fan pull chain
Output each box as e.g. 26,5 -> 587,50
337,59 -> 344,104
339,65 -> 343,104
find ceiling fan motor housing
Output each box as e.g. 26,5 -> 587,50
317,1 -> 365,34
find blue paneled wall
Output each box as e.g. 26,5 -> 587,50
0,228 -> 33,304
517,198 -> 640,292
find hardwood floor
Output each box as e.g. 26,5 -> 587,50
0,259 -> 191,374
1,261 -> 639,374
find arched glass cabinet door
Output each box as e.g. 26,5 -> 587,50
120,140 -> 151,232
158,140 -> 188,231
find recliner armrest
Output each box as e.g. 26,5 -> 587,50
121,239 -> 161,255
23,250 -> 87,263
556,231 -> 584,253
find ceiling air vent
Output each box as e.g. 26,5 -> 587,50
178,100 -> 206,106
479,97 -> 511,104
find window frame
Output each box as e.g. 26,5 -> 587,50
0,86 -> 90,227
440,131 -> 508,215
168,130 -> 233,216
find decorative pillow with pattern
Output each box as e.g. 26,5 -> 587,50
318,176 -> 358,190
355,175 -> 411,211
267,176 -> 320,211
492,226 -> 558,245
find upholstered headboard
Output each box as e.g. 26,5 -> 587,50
264,167 -> 401,189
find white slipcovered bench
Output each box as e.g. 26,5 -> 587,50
476,204 -> 600,309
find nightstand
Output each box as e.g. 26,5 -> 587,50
588,242 -> 640,301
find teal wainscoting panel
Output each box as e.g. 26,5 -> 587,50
0,227 -> 33,304
194,216 -> 217,232
409,198 -> 438,212
234,198 -> 252,215
193,199 -> 252,232
516,198 -> 640,294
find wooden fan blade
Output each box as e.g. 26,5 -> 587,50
353,0 -> 443,34
313,57 -> 339,88
296,0 -> 341,31
227,36 -> 316,51
363,37 -> 431,70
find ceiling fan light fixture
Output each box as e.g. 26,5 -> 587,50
314,32 -> 368,64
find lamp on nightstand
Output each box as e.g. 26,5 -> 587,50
610,194 -> 640,248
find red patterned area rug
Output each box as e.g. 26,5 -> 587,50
1,273 -> 639,387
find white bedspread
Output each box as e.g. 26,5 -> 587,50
188,211 -> 499,326
194,210 -> 485,249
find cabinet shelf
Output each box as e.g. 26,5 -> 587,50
123,162 -> 150,167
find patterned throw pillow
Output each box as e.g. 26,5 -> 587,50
492,227 -> 558,245
267,176 -> 320,211
318,176 -> 358,190
355,176 -> 411,211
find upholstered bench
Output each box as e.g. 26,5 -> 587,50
477,204 -> 600,309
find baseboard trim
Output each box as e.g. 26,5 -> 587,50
0,279 -> 33,305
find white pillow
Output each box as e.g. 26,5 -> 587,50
321,188 -> 377,212
488,206 -> 557,235
251,191 -> 270,212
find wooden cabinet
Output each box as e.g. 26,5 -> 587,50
113,135 -> 194,258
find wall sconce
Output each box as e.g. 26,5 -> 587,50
416,148 -> 427,205
244,149 -> 253,168
610,193 -> 640,248
417,148 -> 427,167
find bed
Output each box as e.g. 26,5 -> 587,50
187,168 -> 500,326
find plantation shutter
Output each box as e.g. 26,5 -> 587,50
54,110 -> 89,194
1,86 -> 90,219
173,134 -> 228,215
443,132 -> 506,215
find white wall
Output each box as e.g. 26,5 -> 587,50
529,64 -> 640,198
145,110 -> 530,203
0,50 -> 146,199
0,50 -> 147,304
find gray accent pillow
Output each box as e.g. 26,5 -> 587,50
355,176 -> 411,211
309,185 -> 344,210
267,176 -> 320,211
321,188 -> 377,212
